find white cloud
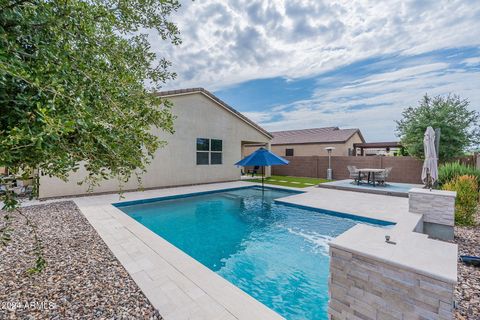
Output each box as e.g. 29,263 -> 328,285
146,0 -> 480,141
260,61 -> 480,141
154,0 -> 480,90
463,57 -> 480,66
242,111 -> 275,123
345,63 -> 449,88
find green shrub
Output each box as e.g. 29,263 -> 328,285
443,175 -> 479,226
438,162 -> 480,188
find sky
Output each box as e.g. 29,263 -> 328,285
151,0 -> 480,142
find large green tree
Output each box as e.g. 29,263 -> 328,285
1,0 -> 180,192
0,0 -> 180,272
396,94 -> 480,161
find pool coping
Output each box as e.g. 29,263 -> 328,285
113,185 -> 304,208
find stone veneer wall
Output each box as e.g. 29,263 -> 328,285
329,246 -> 455,320
409,188 -> 456,226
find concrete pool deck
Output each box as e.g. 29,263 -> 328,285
15,180 -> 457,320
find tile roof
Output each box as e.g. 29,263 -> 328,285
156,88 -> 272,139
271,127 -> 364,145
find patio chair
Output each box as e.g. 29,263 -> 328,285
374,167 -> 392,185
247,166 -> 260,177
347,165 -> 365,183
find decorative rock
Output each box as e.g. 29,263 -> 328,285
454,210 -> 480,320
0,201 -> 162,319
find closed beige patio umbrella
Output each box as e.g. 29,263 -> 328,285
421,126 -> 438,188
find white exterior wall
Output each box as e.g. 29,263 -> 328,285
39,93 -> 270,198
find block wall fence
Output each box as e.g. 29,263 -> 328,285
272,156 -> 424,184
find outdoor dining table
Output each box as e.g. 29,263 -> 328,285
356,168 -> 386,187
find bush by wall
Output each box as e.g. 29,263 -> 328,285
438,162 -> 480,189
442,175 -> 479,226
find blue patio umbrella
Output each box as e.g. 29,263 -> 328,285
235,147 -> 289,191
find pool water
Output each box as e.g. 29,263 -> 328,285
117,187 -> 389,320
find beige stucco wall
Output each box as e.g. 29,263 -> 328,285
39,93 -> 271,198
244,132 -> 363,157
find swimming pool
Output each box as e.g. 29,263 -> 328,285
116,186 -> 393,320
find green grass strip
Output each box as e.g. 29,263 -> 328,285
244,175 -> 330,188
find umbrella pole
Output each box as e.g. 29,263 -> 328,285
262,166 -> 264,194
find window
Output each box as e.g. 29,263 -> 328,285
196,138 -> 222,165
196,138 -> 210,165
196,138 -> 210,151
211,152 -> 222,164
196,151 -> 209,165
211,139 -> 222,151
210,139 -> 222,164
285,148 -> 294,156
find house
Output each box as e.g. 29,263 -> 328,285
38,88 -> 272,198
245,127 -> 365,157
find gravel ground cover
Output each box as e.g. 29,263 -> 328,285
0,201 -> 161,319
455,209 -> 480,320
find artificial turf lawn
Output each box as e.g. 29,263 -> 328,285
244,175 -> 329,188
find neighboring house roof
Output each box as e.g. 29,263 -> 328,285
156,88 -> 272,139
270,127 -> 365,145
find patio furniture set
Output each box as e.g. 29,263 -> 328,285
0,174 -> 34,196
347,166 -> 392,187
